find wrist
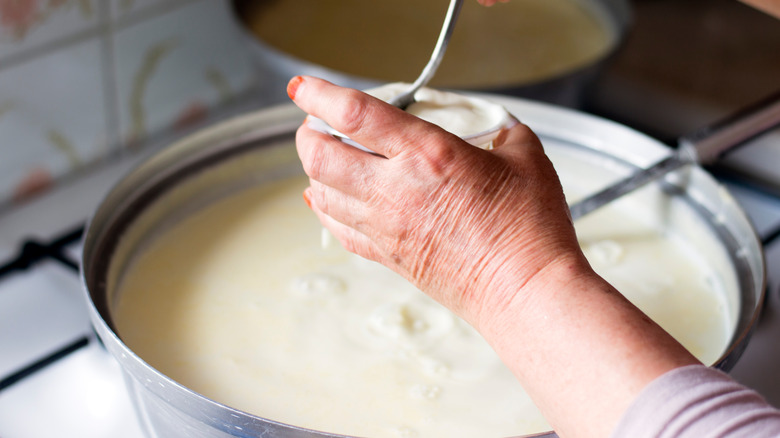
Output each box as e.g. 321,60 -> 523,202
470,250 -> 596,341
471,251 -> 699,438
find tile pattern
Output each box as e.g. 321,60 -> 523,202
0,0 -> 255,206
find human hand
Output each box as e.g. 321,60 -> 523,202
477,0 -> 510,6
288,76 -> 702,438
739,0 -> 780,18
288,76 -> 588,330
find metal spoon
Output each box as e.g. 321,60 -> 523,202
387,0 -> 465,110
307,0 -> 465,151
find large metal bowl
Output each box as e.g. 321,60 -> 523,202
81,96 -> 765,438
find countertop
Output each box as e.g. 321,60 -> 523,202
587,0 -> 779,138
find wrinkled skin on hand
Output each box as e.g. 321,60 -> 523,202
289,76 -> 589,330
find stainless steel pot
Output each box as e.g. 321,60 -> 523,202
234,0 -> 631,108
81,96 -> 765,438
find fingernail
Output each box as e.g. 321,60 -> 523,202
302,189 -> 312,208
287,76 -> 304,101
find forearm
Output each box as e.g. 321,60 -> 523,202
478,258 -> 700,438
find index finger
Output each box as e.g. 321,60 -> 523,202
287,76 -> 457,159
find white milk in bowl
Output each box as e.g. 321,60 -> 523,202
113,145 -> 737,438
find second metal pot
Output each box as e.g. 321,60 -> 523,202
233,0 -> 631,108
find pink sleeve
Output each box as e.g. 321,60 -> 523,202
611,364 -> 780,438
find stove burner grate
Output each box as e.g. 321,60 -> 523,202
0,224 -> 87,392
0,225 -> 83,276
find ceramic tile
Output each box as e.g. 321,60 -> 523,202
0,38 -> 110,204
110,0 -> 194,25
0,0 -> 101,61
112,0 -> 255,145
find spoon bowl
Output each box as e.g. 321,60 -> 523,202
387,0 -> 465,110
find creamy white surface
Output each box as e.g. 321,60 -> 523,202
115,176 -> 547,437
369,83 -> 514,141
114,155 -> 733,437
242,0 -> 615,88
550,145 -> 733,366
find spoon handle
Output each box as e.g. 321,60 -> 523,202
678,90 -> 780,165
388,0 -> 465,109
569,90 -> 780,220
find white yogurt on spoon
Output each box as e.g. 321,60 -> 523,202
308,83 -> 518,152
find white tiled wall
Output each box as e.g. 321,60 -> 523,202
0,0 -> 255,207
0,37 -> 109,204
0,0 -> 101,60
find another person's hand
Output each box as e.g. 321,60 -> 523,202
478,0 -> 510,6
739,0 -> 780,18
288,76 -> 588,330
